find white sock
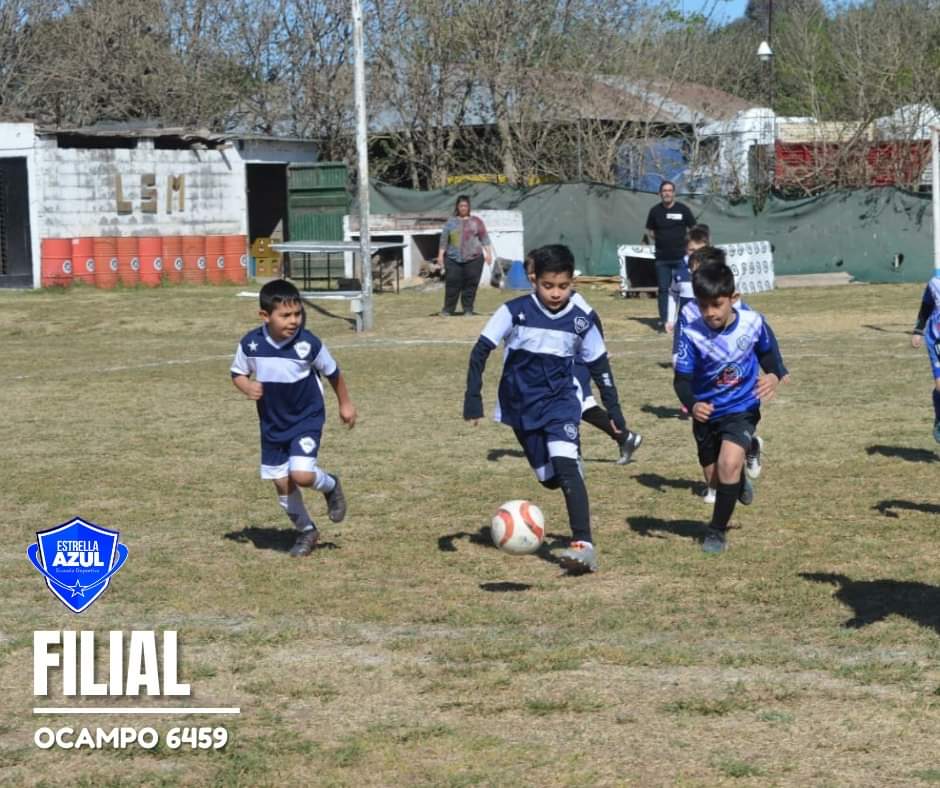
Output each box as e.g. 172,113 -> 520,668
312,470 -> 336,493
278,489 -> 314,531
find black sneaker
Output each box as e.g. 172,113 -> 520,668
702,527 -> 727,554
289,527 -> 319,557
324,476 -> 346,523
439,309 -> 455,317
738,476 -> 754,506
616,431 -> 643,465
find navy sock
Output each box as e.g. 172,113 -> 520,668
711,481 -> 740,531
582,406 -> 618,440
551,457 -> 592,543
933,388 -> 940,422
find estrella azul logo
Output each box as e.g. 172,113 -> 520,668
26,517 -> 128,613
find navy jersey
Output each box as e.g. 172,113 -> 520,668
916,276 -> 940,341
231,325 -> 338,443
481,292 -> 607,430
675,305 -> 774,418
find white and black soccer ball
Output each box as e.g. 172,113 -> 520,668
491,500 -> 545,555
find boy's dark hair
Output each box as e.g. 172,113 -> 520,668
529,244 -> 575,278
259,278 -> 302,313
692,259 -> 736,300
688,224 -> 711,245
453,194 -> 471,215
689,245 -> 726,270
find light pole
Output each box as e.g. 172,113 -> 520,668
351,0 -> 373,330
756,40 -> 774,198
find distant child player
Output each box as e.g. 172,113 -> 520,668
465,244 -> 630,573
231,279 -> 357,557
665,224 -> 711,338
911,273 -> 940,443
673,259 -> 786,553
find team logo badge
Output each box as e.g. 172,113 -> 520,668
716,364 -> 743,387
299,436 -> 317,454
295,341 -> 311,359
563,423 -> 579,440
26,517 -> 128,613
573,316 -> 590,335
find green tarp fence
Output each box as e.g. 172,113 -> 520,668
366,182 -> 935,283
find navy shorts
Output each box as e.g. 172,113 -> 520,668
513,421 -> 581,482
692,408 -> 760,467
260,430 -> 323,479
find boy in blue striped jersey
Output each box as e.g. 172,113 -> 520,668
464,245 -> 628,573
673,260 -> 786,554
231,280 -> 357,557
911,273 -> 940,442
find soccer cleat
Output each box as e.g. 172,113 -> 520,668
289,527 -> 319,557
616,431 -> 643,465
703,486 -> 717,504
738,476 -> 754,506
559,541 -> 598,574
745,436 -> 764,479
702,527 -> 727,554
934,420 -> 940,444
324,475 -> 346,523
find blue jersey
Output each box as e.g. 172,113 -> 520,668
675,305 -> 774,418
916,276 -> 940,341
570,291 -> 600,410
231,325 -> 338,443
481,292 -> 608,430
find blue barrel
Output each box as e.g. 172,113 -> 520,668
506,259 -> 530,290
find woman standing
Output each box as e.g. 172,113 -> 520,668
436,195 -> 493,316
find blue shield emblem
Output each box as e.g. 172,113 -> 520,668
27,517 -> 129,613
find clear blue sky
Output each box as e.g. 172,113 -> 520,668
680,0 -> 750,23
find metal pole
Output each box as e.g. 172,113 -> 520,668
933,126 -> 940,277
351,0 -> 373,330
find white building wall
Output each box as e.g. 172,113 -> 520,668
34,137 -> 248,242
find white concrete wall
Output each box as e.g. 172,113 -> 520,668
0,123 -> 41,288
34,137 -> 248,243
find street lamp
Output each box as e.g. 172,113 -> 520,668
757,40 -> 773,63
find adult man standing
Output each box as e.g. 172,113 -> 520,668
645,181 -> 696,329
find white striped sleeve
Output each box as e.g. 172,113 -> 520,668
313,342 -> 338,378
578,324 -> 608,364
480,304 -> 514,346
231,342 -> 253,376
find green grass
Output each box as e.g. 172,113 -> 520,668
2,281 -> 940,785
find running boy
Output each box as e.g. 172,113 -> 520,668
665,224 -> 710,338
673,259 -> 786,553
231,279 -> 357,557
464,244 -> 629,573
911,273 -> 940,443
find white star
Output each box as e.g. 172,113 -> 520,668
69,581 -> 86,598
248,340 -> 258,351
518,312 -> 526,321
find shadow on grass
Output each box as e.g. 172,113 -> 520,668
438,526 -> 569,566
626,516 -> 704,543
628,316 -> 663,333
486,448 -> 526,462
800,572 -> 940,633
641,403 -> 684,420
860,323 -> 912,335
301,299 -> 357,330
873,499 -> 940,519
866,445 -> 939,463
224,526 -> 339,553
480,581 -> 532,592
633,473 -> 699,494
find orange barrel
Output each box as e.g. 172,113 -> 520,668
41,239 -> 74,287
138,237 -> 163,287
72,237 -> 96,285
116,236 -> 140,287
181,235 -> 207,284
161,236 -> 184,284
92,237 -> 119,289
223,235 -> 248,283
205,235 -> 226,284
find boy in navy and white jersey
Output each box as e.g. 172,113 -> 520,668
673,259 -> 785,554
464,245 -> 629,573
666,224 -> 710,342
231,280 -> 357,557
911,274 -> 940,443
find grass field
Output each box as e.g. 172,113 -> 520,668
2,280 -> 940,787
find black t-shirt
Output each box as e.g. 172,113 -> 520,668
645,201 -> 696,260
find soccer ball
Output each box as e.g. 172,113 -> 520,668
491,500 -> 545,555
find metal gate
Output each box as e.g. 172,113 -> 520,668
0,157 -> 33,287
287,162 -> 349,241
